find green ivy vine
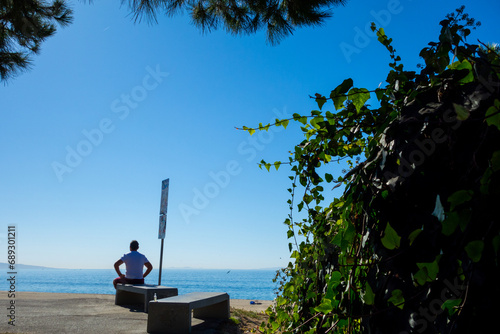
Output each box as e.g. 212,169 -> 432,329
239,6 -> 500,334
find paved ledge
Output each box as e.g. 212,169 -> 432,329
0,291 -> 273,334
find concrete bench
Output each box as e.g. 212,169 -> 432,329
147,292 -> 230,333
115,284 -> 178,313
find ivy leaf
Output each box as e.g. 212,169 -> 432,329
303,194 -> 313,205
480,168 -> 492,194
271,321 -> 280,333
310,116 -> 323,129
458,209 -> 472,232
485,101 -> 500,131
314,298 -> 333,314
321,152 -> 332,163
414,268 -> 429,285
275,118 -> 289,129
325,173 -> 333,183
409,228 -> 422,246
441,211 -> 459,236
492,235 -> 500,256
330,78 -> 353,110
276,296 -> 288,307
416,256 -> 440,284
381,222 -> 401,250
375,88 -> 386,101
465,240 -> 484,262
388,289 -> 405,309
491,150 -> 500,172
449,59 -> 474,84
343,223 -> 356,243
315,94 -> 327,110
293,113 -> 308,125
242,126 -> 256,135
330,271 -> 342,284
323,272 -> 343,302
363,282 -> 375,305
376,27 -> 387,44
442,298 -> 462,316
453,103 -> 470,121
349,88 -> 370,113
332,232 -> 343,247
447,190 -> 473,211
258,123 -> 271,131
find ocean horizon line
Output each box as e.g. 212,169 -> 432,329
0,262 -> 282,271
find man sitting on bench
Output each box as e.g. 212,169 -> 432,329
113,240 -> 153,289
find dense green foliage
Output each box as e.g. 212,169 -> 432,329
122,0 -> 348,44
0,0 -> 73,82
242,7 -> 500,333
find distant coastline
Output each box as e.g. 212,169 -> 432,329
0,262 -> 55,270
0,262 -> 281,271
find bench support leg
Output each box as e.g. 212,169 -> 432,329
193,299 -> 230,319
147,303 -> 191,334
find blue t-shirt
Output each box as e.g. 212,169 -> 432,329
121,251 -> 149,279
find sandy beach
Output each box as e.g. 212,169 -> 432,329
0,291 -> 272,333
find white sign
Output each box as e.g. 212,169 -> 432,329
158,214 -> 166,240
159,179 -> 169,239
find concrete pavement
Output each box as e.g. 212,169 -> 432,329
0,291 -> 272,334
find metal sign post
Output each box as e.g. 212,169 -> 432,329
158,179 -> 169,285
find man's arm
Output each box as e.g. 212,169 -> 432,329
143,262 -> 153,278
114,260 -> 125,278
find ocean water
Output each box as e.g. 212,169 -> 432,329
4,268 -> 279,301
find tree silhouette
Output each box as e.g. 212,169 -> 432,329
122,0 -> 348,44
0,0 -> 72,82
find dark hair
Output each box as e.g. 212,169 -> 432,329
130,240 -> 139,251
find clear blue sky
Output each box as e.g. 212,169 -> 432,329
1,0 -> 498,270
